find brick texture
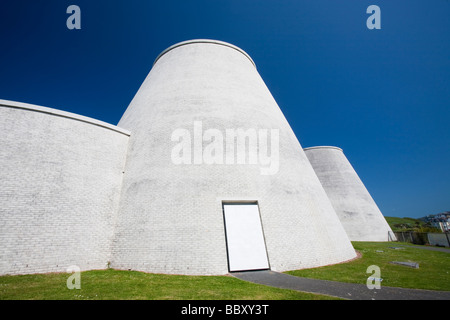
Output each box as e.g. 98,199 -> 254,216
0,103 -> 129,275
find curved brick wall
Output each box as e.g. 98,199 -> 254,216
0,100 -> 130,275
304,146 -> 395,241
111,40 -> 356,275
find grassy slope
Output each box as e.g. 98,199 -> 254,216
385,216 -> 440,232
286,241 -> 450,291
0,269 -> 338,300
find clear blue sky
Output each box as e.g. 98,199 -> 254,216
0,1 -> 448,218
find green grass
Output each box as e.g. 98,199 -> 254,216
1,242 -> 449,299
0,269 -> 338,300
286,241 -> 450,291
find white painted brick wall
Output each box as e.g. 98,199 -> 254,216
0,102 -> 129,275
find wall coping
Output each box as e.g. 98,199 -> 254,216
153,39 -> 257,69
303,146 -> 343,152
0,99 -> 130,136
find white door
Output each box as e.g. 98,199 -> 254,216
223,203 -> 269,272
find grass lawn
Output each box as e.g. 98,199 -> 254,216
286,241 -> 450,291
1,242 -> 448,300
0,269 -> 338,300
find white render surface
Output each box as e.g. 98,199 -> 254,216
304,146 -> 394,241
111,39 -> 356,275
0,100 -> 129,275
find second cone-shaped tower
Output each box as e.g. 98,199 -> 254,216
111,40 -> 356,275
304,146 -> 394,241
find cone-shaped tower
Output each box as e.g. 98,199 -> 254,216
304,146 -> 395,241
111,40 -> 356,275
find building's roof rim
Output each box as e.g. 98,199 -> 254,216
303,146 -> 344,152
0,99 -> 131,136
153,39 -> 256,68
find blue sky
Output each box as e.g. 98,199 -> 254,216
0,1 -> 448,218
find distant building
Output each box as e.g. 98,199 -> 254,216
421,212 -> 450,232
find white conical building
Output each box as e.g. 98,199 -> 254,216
304,146 -> 395,241
110,40 -> 357,274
